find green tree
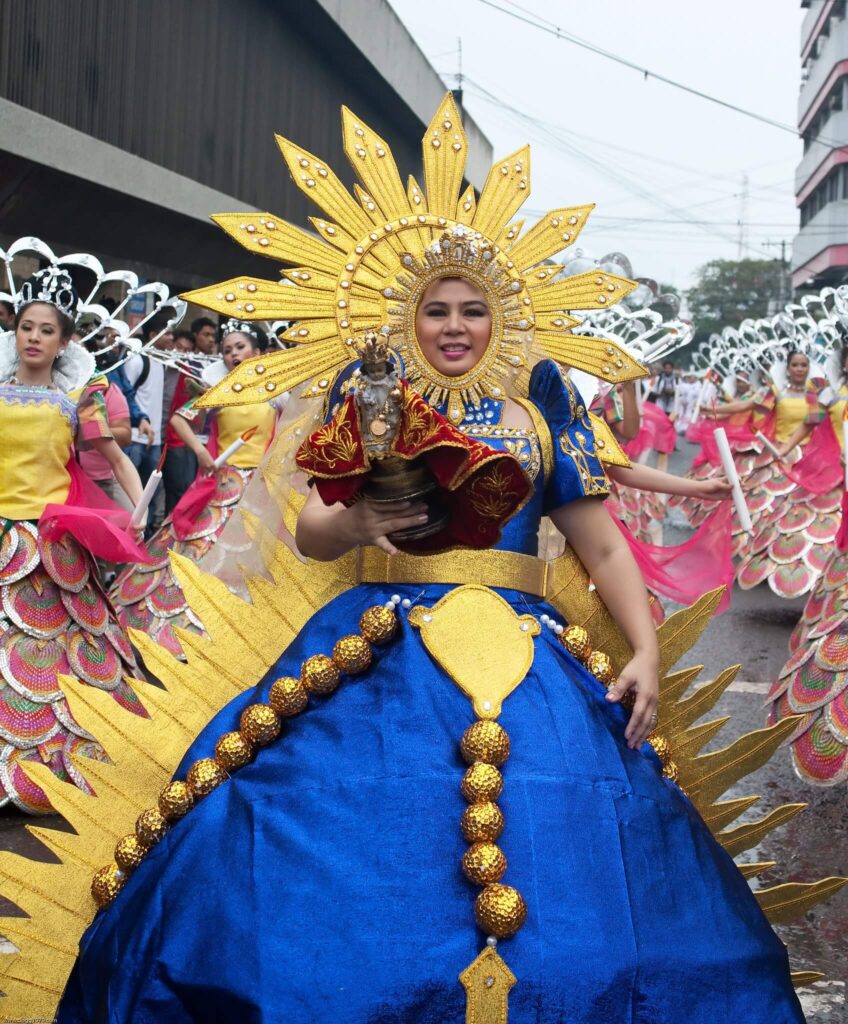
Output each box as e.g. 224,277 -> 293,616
686,258 -> 784,346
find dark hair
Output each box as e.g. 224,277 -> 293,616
173,329 -> 196,347
14,300 -> 75,340
142,316 -> 172,342
786,348 -> 809,364
191,316 -> 216,334
0,300 -> 14,318
222,326 -> 268,352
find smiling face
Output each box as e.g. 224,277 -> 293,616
15,302 -> 69,374
788,352 -> 810,387
222,332 -> 259,370
414,277 -> 492,378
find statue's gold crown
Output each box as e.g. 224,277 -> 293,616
185,94 -> 647,423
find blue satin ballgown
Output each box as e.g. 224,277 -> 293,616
57,363 -> 804,1023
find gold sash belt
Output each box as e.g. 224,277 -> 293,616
356,547 -> 549,598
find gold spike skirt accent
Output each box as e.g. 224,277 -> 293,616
0,96 -> 844,1021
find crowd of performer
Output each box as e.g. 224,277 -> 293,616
2,258 -> 846,818
1,84 -> 844,1019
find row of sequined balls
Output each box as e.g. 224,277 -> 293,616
91,602 -> 679,944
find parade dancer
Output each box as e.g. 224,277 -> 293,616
0,255 -> 160,813
727,350 -> 840,597
110,319 -> 283,657
764,348 -> 848,783
18,96 -> 832,1024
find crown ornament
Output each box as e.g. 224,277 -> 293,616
187,94 -> 648,423
17,266 -> 78,319
221,317 -> 261,342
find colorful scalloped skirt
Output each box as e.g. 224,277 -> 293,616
0,520 -> 143,813
767,543 -> 848,784
110,465 -> 253,658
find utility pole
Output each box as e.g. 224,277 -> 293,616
764,239 -> 790,308
452,38 -> 464,108
736,173 -> 749,259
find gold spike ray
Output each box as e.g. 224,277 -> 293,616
657,666 -> 704,705
701,795 -> 761,832
183,276 -> 333,321
309,216 -> 359,256
717,804 -> 807,858
342,107 -> 411,222
755,878 -> 848,925
209,213 -> 345,276
275,134 -> 372,238
737,861 -> 777,880
472,145 -> 531,239
535,313 -> 580,332
537,332 -> 645,383
196,339 -> 347,409
792,971 -> 826,987
531,270 -> 635,311
681,718 -> 799,806
659,667 -> 738,735
655,590 -> 723,677
423,93 -> 467,221
672,716 -> 731,760
508,206 -> 595,269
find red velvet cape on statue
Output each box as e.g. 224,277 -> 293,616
296,383 -> 532,554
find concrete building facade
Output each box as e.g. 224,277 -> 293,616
793,0 -> 848,288
0,0 -> 491,294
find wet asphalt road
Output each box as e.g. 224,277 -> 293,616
664,441 -> 847,1022
0,439 -> 843,1021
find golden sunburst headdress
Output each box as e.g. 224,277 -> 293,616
186,94 -> 647,423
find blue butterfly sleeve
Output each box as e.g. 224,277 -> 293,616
529,359 -> 609,514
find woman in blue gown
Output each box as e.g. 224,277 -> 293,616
56,273 -> 805,1024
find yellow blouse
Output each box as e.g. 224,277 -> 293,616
773,395 -> 811,443
217,402 -> 277,468
0,382 -> 111,521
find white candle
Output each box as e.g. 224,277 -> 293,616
692,379 -> 709,421
755,430 -> 783,460
130,470 -> 162,528
842,417 -> 848,490
213,427 -> 258,469
715,427 -> 752,533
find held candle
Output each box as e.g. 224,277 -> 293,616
212,426 -> 258,470
129,447 -> 167,529
754,430 -> 783,461
714,427 -> 752,533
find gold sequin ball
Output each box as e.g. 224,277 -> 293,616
90,604 -> 398,909
458,720 -> 526,940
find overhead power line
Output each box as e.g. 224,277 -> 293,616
459,76 -> 777,258
475,0 -> 842,147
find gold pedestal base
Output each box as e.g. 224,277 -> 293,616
363,456 -> 449,540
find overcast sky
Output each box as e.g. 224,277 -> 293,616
387,0 -> 804,290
